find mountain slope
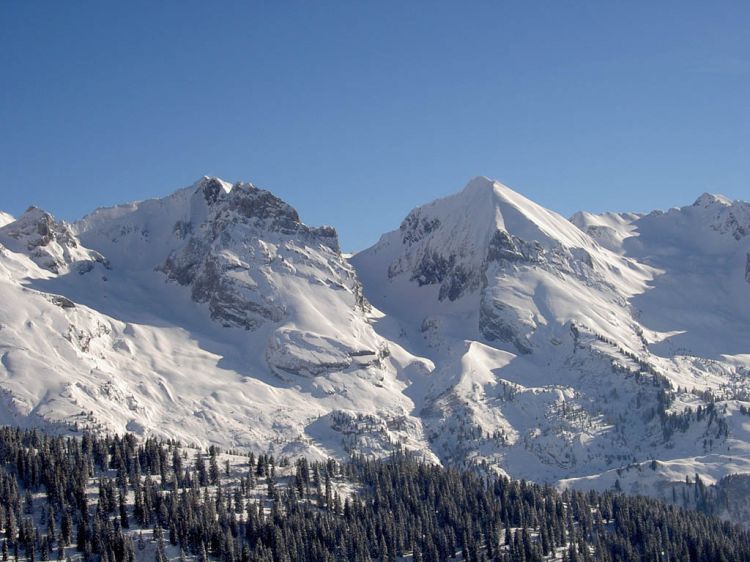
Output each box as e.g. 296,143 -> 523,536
572,193 -> 750,359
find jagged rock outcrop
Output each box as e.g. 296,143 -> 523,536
158,178 -> 350,330
479,298 -> 534,353
0,207 -> 108,274
693,193 -> 750,241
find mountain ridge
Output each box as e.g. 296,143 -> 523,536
1,175 -> 749,512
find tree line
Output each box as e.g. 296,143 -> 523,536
0,426 -> 747,561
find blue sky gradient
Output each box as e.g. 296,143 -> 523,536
1,1 -> 748,250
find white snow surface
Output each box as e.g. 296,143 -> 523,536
2,176 -> 750,506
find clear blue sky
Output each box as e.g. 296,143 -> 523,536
1,2 -> 748,251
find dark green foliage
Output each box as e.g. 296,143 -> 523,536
0,426 -> 746,561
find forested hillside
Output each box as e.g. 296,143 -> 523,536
0,427 -> 747,562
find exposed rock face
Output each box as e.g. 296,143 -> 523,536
479,297 -> 534,353
388,207 -> 484,302
401,249 -> 480,302
159,178 -> 347,330
199,178 -> 336,245
746,253 -> 750,284
716,210 -> 750,241
693,193 -> 750,241
0,207 -> 108,274
177,250 -> 287,329
266,329 -> 386,378
487,229 -> 527,262
46,294 -> 76,309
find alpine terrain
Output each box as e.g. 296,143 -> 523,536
2,175 -> 750,514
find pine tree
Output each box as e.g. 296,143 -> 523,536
209,447 -> 220,487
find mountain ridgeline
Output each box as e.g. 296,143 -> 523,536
1,176 -> 750,520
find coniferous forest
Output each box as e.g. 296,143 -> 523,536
0,426 -> 747,562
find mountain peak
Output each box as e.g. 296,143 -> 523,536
19,205 -> 54,221
461,175 -> 497,193
356,176 -> 600,306
0,211 -> 14,228
693,192 -> 733,208
459,176 -> 527,206
453,177 -> 593,252
2,205 -> 63,243
193,176 -> 233,204
0,205 -> 106,274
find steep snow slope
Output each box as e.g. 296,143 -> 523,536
0,212 -> 14,228
353,177 -> 750,495
0,178 -> 434,460
573,194 -> 750,359
568,211 -> 642,254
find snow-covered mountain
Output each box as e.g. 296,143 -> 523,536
353,177 -> 750,498
1,175 -> 749,507
0,178 -> 432,461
